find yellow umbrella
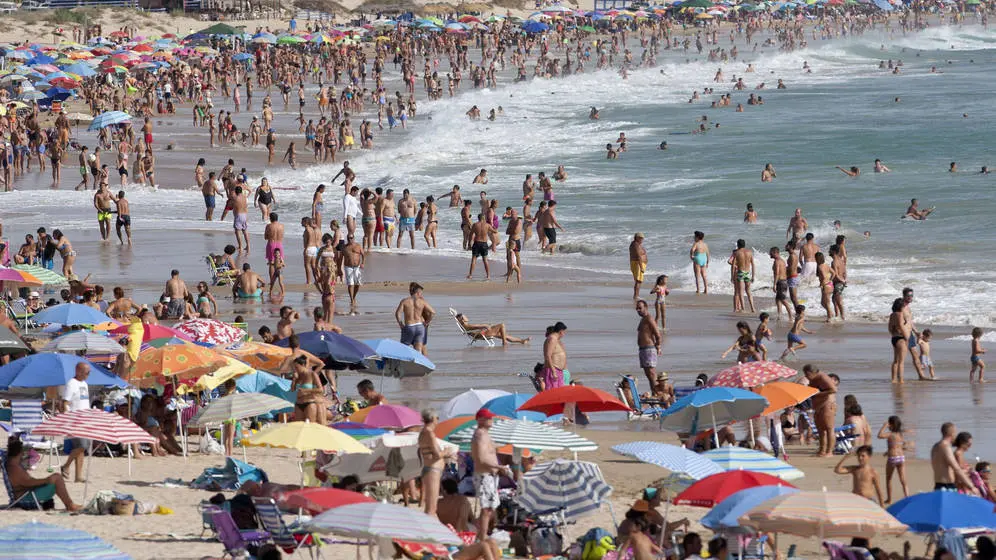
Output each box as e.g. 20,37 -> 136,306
194,356 -> 255,391
695,12 -> 714,18
247,422 -> 371,454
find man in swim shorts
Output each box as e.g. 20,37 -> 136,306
396,189 -> 417,249
233,262 -> 264,300
468,213 -> 495,280
629,232 -> 647,299
395,282 -> 435,356
769,247 -> 793,320
800,233 -> 820,284
202,171 -> 221,221
732,239 -> 756,313
231,186 -> 250,252
636,299 -> 662,387
342,235 -> 364,314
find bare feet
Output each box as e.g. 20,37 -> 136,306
67,503 -> 83,512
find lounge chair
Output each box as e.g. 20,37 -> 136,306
252,497 -> 324,558
199,501 -> 223,537
449,308 -> 497,347
3,299 -> 36,331
1,451 -> 46,511
206,256 -> 237,286
211,509 -> 270,558
10,400 -> 60,467
616,375 -> 666,420
823,541 -> 874,560
799,410 -> 858,454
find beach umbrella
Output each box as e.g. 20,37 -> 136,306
274,331 -> 375,366
234,371 -> 295,404
522,21 -> 550,33
0,353 -> 126,390
232,52 -> 253,61
193,356 -> 256,391
708,361 -> 797,388
18,90 -> 46,101
349,404 -> 422,429
682,0 -> 714,6
0,520 -> 130,560
0,267 -> 42,285
434,415 -> 477,438
740,491 -> 907,538
173,318 -> 246,345
448,418 -> 598,451
362,338 -> 435,378
441,388 -> 510,419
305,502 -> 462,545
481,393 -> 547,421
611,441 -> 723,480
702,447 -> 804,480
252,32 -> 277,44
11,265 -> 67,286
246,422 -> 370,454
0,324 -> 29,355
87,110 -> 132,131
701,486 -> 801,531
518,385 -> 629,415
189,393 -> 293,427
674,470 -> 795,507
110,322 -> 192,342
277,487 -> 374,515
658,387 -> 768,442
517,459 -> 612,520
129,341 -> 228,387
218,340 -> 298,372
330,421 -> 387,440
276,35 -> 306,45
886,491 -> 996,533
43,330 -> 125,354
754,382 -> 817,416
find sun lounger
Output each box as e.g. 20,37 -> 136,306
212,509 -> 270,558
205,256 -> 237,286
252,497 -> 324,558
823,541 -> 873,560
3,299 -> 37,331
449,307 -> 497,347
616,375 -> 666,420
799,410 -> 858,454
10,400 -> 60,467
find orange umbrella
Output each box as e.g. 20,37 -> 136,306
129,341 -> 228,387
754,381 -> 817,416
216,341 -> 319,373
518,385 -> 629,416
0,268 -> 42,286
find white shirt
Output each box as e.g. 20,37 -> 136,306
342,193 -> 361,221
60,377 -> 90,412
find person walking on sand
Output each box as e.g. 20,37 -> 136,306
342,234 -> 364,315
59,362 -> 90,483
467,213 -> 495,280
471,409 -> 511,544
803,364 -> 837,457
970,327 -> 986,383
395,282 -> 435,356
878,415 -> 910,503
931,422 -> 977,493
232,186 -> 250,253
690,231 -> 709,294
834,445 -> 884,506
636,300 -> 662,389
901,288 -> 928,380
540,322 -> 568,391
630,233 -> 647,299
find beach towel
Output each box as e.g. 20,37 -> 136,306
192,457 -> 268,491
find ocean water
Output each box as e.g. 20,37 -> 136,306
3,23 -> 996,328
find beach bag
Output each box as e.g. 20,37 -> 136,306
580,529 -> 615,560
530,527 -> 563,557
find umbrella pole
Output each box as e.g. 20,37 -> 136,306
711,405 -> 719,448
749,418 -> 756,447
83,440 -> 93,503
176,407 -> 187,460
658,497 -> 671,551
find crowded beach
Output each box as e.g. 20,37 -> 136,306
1,1 -> 995,559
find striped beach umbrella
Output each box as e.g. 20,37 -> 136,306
188,393 -> 292,426
0,267 -> 42,285
43,330 -> 125,355
708,361 -> 798,388
87,110 -> 131,131
612,441 -> 723,480
448,418 -> 597,451
702,486 -> 801,530
0,520 -> 130,559
305,502 -> 462,545
517,459 -> 612,520
12,264 -> 68,285
32,409 -> 154,444
739,491 -> 908,538
702,447 -> 804,481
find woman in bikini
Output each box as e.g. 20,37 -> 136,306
418,408 -> 453,516
312,184 -> 326,227
815,252 -> 835,322
888,298 -> 911,383
52,229 -> 75,279
878,415 -> 910,503
291,355 -> 324,423
689,231 -> 709,294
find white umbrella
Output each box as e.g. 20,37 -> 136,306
321,432 -> 458,484
43,331 -> 125,355
518,459 -> 614,525
190,393 -> 293,460
440,388 -> 510,419
304,502 -> 463,545
447,418 -> 597,451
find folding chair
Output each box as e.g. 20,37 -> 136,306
617,375 -> 666,420
4,299 -> 36,331
211,509 -> 270,558
799,410 -> 857,454
252,497 -> 323,559
1,451 -> 44,511
449,308 -> 497,347
206,256 -> 237,286
11,400 -> 60,468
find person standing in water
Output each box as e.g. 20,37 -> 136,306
629,232 -> 647,299
690,231 -> 709,294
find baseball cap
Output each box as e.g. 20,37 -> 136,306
475,409 -> 497,420
29,291 -> 39,298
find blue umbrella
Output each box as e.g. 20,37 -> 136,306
275,331 -> 375,366
887,491 -> 996,533
0,520 -> 130,559
0,353 -> 127,389
659,387 -> 768,442
64,62 -> 98,77
612,441 -> 724,480
88,110 -> 132,131
252,32 -> 277,44
32,303 -> 111,326
701,486 -> 800,531
235,370 -> 294,409
45,87 -> 74,101
362,338 -> 434,378
482,393 -> 547,421
19,90 -> 46,101
522,21 -> 550,33
232,52 -> 253,61
28,54 -> 55,65
330,421 -> 388,439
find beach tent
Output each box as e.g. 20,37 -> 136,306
197,23 -> 243,36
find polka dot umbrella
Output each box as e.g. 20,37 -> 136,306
707,361 -> 798,389
129,340 -> 228,388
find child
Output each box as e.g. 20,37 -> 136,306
650,275 -> 669,333
833,445 -> 884,506
755,312 -> 772,361
919,329 -> 936,380
269,248 -> 285,297
971,327 -> 986,382
780,304 -> 812,360
877,415 -> 910,504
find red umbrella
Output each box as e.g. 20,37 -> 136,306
708,361 -> 798,389
517,385 -> 629,415
673,470 -> 796,507
173,318 -> 246,345
110,323 -> 193,342
276,488 -> 373,515
32,409 -> 154,444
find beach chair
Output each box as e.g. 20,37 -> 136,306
799,411 -> 858,454
206,256 -> 237,286
1,451 -> 45,511
617,375 -> 666,420
199,501 -> 223,536
823,541 -> 874,560
4,299 -> 36,331
449,308 -> 497,347
252,497 -> 323,559
212,509 -> 271,558
10,400 -> 60,466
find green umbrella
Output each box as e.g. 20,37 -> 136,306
197,22 -> 243,36
580,25 -> 596,32
681,0 -> 714,8
12,264 -> 68,286
277,35 -> 306,44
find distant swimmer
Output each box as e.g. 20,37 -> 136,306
657,141 -> 668,150
744,203 -> 758,224
949,162 -> 958,173
606,143 -> 618,159
836,166 -> 860,178
761,163 -> 776,182
787,208 -> 808,240
905,198 -> 935,220
981,167 -> 990,175
874,159 -> 891,173
589,107 -> 600,120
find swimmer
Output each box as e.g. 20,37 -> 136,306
606,144 -> 618,160
874,159 -> 891,173
589,107 -> 600,119
658,141 -> 668,151
949,162 -> 958,172
836,166 -> 860,178
904,198 -> 934,220
744,203 -> 758,224
761,163 -> 776,182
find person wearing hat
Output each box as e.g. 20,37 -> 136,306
629,232 -> 647,299
471,408 -> 510,543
